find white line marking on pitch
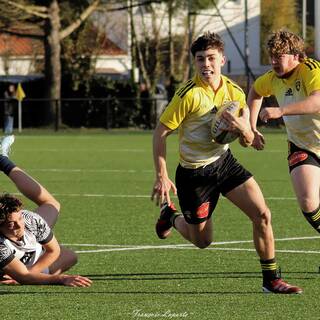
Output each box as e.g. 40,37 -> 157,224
64,236 -> 320,247
11,192 -> 296,200
18,149 -> 148,153
27,168 -> 153,173
74,247 -> 320,255
64,236 -> 320,254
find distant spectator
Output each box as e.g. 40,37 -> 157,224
166,76 -> 179,102
139,83 -> 152,129
3,84 -> 17,135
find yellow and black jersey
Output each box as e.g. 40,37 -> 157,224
160,73 -> 246,169
254,58 -> 320,157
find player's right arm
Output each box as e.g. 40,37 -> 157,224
151,122 -> 177,206
2,258 -> 92,287
151,86 -> 193,206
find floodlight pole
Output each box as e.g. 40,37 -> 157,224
302,0 -> 306,39
188,0 -> 193,79
18,101 -> 22,133
129,0 -> 136,84
244,0 -> 250,93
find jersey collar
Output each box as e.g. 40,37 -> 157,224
194,73 -> 225,95
273,64 -> 301,85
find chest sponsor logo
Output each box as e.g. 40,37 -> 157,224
295,80 -> 301,91
20,251 -> 35,264
285,88 -> 293,96
288,151 -> 308,166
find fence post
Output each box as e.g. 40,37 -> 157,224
18,100 -> 22,133
106,98 -> 109,130
55,99 -> 59,131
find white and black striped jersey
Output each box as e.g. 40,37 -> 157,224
0,210 -> 53,272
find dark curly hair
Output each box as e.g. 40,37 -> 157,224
0,194 -> 23,225
190,31 -> 224,57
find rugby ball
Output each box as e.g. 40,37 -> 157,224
211,101 -> 241,144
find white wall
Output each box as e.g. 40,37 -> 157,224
94,55 -> 131,75
0,56 -> 40,75
133,0 -> 268,77
0,54 -> 132,78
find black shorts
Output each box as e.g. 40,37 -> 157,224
175,149 -> 252,224
288,141 -> 320,172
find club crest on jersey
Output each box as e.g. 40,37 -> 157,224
285,88 -> 293,96
295,80 -> 301,91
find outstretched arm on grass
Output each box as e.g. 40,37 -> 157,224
1,258 -> 92,287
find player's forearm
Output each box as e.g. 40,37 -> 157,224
153,125 -> 170,179
10,271 -> 64,285
153,144 -> 168,179
247,88 -> 263,130
239,128 -> 254,147
28,251 -> 60,274
281,94 -> 320,115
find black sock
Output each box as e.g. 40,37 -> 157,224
171,213 -> 182,228
0,155 -> 16,175
260,258 -> 278,284
302,205 -> 320,232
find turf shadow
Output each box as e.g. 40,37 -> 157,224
82,271 -> 317,281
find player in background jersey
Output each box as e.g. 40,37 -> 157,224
0,136 -> 91,287
248,29 -> 320,237
151,31 -> 302,294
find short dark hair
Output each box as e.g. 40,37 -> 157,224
191,31 -> 224,57
0,194 -> 23,225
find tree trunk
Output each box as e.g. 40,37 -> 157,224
129,0 -> 136,85
44,0 -> 61,126
168,1 -> 174,78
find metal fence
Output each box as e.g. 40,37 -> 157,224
0,96 -> 283,132
0,97 -> 169,131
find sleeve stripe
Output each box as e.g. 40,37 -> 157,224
177,82 -> 196,98
312,59 -> 320,68
39,231 -> 54,245
226,80 -> 244,94
304,58 -> 320,70
308,59 -> 317,69
304,61 -> 313,70
176,80 -> 193,96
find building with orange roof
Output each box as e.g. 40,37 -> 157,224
0,31 -> 131,82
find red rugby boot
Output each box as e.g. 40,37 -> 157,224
262,278 -> 303,294
155,202 -> 178,239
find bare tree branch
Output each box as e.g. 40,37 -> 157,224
95,0 -> 161,12
59,0 -> 100,40
3,0 -> 48,18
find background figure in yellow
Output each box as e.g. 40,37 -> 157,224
248,30 -> 320,235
